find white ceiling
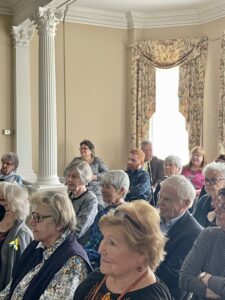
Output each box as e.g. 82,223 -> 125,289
72,0 -> 224,13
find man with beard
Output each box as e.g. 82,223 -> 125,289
125,149 -> 150,202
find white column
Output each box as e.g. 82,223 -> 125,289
11,25 -> 37,183
34,7 -> 64,188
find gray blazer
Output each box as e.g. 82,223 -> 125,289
0,218 -> 33,291
149,156 -> 164,186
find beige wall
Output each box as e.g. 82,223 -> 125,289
1,13 -> 225,176
0,15 -> 14,154
63,23 -> 129,174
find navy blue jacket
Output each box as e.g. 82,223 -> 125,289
156,211 -> 203,300
125,169 -> 151,201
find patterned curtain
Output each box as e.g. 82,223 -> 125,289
219,30 -> 225,154
130,37 -> 208,149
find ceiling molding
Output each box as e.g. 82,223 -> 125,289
66,3 -> 225,29
1,0 -> 225,28
0,0 -> 13,15
65,6 -> 127,28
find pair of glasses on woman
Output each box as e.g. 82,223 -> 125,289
201,178 -> 225,186
31,212 -> 52,223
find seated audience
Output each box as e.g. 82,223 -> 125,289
65,139 -> 108,210
141,140 -> 164,187
74,200 -> 172,300
154,155 -> 182,206
0,190 -> 92,299
0,153 -> 22,185
194,161 -> 225,227
125,149 -> 150,201
180,187 -> 225,299
65,161 -> 98,243
181,146 -> 207,196
0,182 -> 33,291
156,175 -> 203,300
84,170 -> 129,268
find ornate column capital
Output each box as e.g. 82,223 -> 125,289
33,7 -> 64,36
11,26 -> 34,47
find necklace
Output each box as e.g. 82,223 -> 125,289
90,270 -> 148,300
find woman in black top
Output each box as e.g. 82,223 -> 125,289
74,200 -> 172,300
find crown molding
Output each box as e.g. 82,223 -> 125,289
67,2 -> 225,29
65,6 -> 127,28
0,0 -> 13,15
1,0 -> 225,28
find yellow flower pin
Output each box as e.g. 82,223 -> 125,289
9,237 -> 19,251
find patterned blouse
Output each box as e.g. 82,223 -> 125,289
0,232 -> 89,300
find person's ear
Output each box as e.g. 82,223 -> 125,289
183,199 -> 191,208
119,187 -> 125,196
56,224 -> 63,231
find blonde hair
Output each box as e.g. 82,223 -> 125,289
30,190 -> 76,232
99,200 -> 166,271
185,146 -> 207,170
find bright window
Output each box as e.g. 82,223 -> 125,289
149,67 -> 189,164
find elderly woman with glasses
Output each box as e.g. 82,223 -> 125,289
74,200 -> 172,300
180,188 -> 225,299
0,182 -> 32,291
193,161 -> 225,227
65,139 -> 108,210
0,153 -> 22,185
0,190 -> 92,300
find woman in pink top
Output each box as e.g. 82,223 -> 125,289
182,146 -> 207,196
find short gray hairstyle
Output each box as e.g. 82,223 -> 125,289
160,175 -> 196,207
164,155 -> 182,173
65,160 -> 93,185
141,140 -> 152,148
30,190 -> 76,232
0,182 -> 29,220
1,152 -> 19,170
102,170 -> 130,197
203,161 -> 225,177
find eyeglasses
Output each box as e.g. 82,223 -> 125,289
79,147 -> 90,150
202,178 -> 225,186
31,212 -> 52,223
113,210 -> 142,231
1,161 -> 14,166
215,202 -> 225,214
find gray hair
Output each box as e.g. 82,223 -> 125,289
30,190 -> 76,232
164,155 -> 182,172
1,152 -> 19,170
203,161 -> 225,177
65,160 -> 93,185
160,175 -> 196,207
141,140 -> 152,148
102,170 -> 130,197
0,182 -> 29,220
